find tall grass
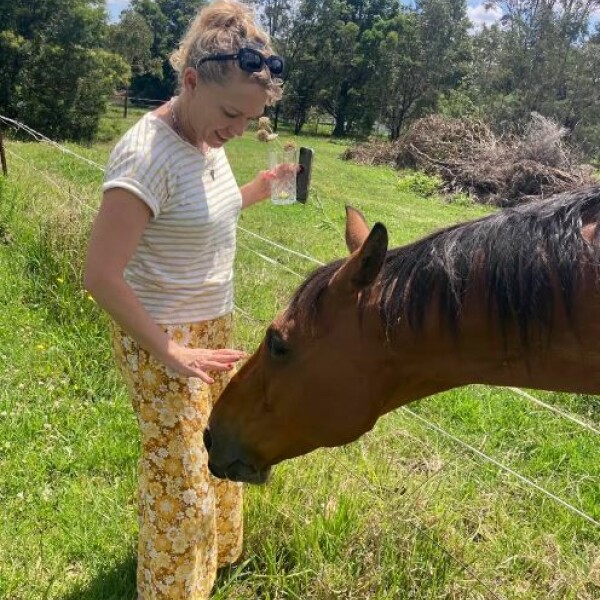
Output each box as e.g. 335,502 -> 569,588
0,111 -> 598,599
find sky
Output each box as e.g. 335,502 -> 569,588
107,0 -> 131,22
467,2 -> 503,30
107,0 -> 504,27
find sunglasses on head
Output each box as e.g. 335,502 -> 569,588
196,47 -> 285,77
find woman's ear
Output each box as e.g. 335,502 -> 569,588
183,67 -> 199,92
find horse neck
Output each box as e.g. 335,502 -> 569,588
376,278 -> 600,415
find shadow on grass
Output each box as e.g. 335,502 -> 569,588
60,554 -> 137,600
58,557 -> 249,600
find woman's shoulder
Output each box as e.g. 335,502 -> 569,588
104,113 -> 176,214
107,113 -> 181,172
114,112 -> 171,152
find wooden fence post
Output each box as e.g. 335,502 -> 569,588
123,88 -> 129,119
0,125 -> 7,177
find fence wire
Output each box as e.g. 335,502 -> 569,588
2,112 -> 598,538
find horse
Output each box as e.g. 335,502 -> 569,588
205,186 -> 600,483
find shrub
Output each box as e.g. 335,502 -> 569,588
397,172 -> 443,198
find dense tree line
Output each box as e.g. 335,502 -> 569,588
0,0 -> 598,151
267,0 -> 600,148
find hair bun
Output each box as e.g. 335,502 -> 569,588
198,0 -> 254,34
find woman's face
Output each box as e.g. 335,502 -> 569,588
184,68 -> 268,148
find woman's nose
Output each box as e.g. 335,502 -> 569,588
231,119 -> 246,137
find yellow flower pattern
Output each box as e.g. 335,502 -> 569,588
111,314 -> 243,599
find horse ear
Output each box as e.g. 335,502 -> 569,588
345,205 -> 371,253
331,223 -> 388,294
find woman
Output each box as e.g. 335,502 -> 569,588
84,1 -> 284,597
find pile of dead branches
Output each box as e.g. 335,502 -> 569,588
343,113 -> 597,206
340,138 -> 400,168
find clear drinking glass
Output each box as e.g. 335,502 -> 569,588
268,145 -> 297,205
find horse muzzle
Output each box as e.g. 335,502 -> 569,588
204,427 -> 271,484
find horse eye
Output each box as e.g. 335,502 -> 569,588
267,330 -> 290,360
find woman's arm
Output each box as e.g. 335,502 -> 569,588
240,170 -> 275,209
84,189 -> 245,382
85,189 -> 168,358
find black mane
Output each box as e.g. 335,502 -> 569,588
287,187 -> 600,343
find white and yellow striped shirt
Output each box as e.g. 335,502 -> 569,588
103,112 -> 242,324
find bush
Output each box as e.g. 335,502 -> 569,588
11,46 -> 129,142
397,172 -> 443,197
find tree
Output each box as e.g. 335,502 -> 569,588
372,0 -> 472,140
261,0 -> 295,39
561,33 -> 600,154
128,0 -> 206,99
326,0 -> 400,136
13,46 -> 128,141
0,30 -> 26,115
107,10 -> 155,79
371,12 -> 422,139
0,0 -> 128,140
470,0 -> 600,137
283,0 -> 399,137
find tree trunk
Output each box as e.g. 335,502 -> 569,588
333,113 -> 345,137
294,108 -> 307,135
333,82 -> 350,137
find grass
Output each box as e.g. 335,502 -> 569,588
0,106 -> 598,599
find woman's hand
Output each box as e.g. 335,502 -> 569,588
241,164 -> 301,209
163,341 -> 247,383
241,169 -> 276,208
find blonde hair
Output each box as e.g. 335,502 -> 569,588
170,0 -> 283,105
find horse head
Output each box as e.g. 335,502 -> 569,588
205,207 -> 394,483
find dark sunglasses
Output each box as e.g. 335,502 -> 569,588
196,47 -> 284,77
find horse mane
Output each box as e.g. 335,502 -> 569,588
287,187 -> 600,344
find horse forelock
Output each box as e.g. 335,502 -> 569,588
285,259 -> 343,327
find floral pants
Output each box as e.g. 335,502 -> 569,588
111,314 -> 243,599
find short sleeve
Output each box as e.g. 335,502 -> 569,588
102,122 -> 171,218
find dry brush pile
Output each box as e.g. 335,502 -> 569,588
342,114 -> 598,206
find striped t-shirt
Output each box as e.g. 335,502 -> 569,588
103,112 -> 242,324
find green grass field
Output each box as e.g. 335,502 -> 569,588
0,105 -> 598,599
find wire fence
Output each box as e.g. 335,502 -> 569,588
106,94 -> 339,137
0,115 -> 105,171
111,94 -> 167,105
1,112 -> 599,595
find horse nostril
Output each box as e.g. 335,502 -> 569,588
203,428 -> 212,452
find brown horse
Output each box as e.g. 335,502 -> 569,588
205,186 -> 600,483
